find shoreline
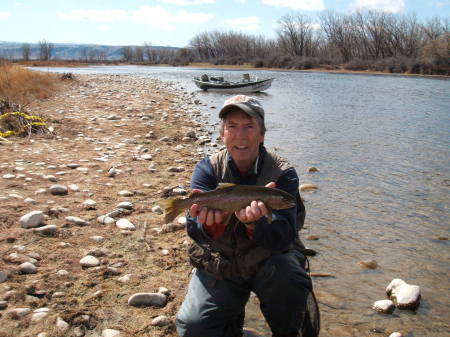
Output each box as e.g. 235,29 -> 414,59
18,60 -> 450,79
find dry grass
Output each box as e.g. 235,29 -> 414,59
0,60 -> 59,106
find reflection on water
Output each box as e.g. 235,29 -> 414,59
34,66 -> 450,336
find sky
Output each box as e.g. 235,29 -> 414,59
0,0 -> 449,47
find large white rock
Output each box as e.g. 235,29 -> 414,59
102,329 -> 122,337
127,292 -> 167,307
79,255 -> 100,268
20,262 -> 37,274
116,218 -> 135,231
386,278 -> 421,310
20,211 -> 44,229
372,299 -> 395,314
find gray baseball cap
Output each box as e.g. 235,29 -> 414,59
218,95 -> 265,120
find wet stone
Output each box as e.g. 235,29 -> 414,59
372,299 -> 395,314
386,278 -> 421,310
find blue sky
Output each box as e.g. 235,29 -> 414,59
1,0 -> 449,47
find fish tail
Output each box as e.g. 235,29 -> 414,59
158,198 -> 183,223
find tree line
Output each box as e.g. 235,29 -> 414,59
10,10 -> 450,75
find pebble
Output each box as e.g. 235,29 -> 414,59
299,184 -> 318,192
49,184 -> 69,195
127,292 -> 167,307
2,174 -> 16,179
116,218 -> 136,231
80,255 -> 100,268
386,278 -> 421,310
118,274 -> 135,283
33,224 -> 58,236
44,175 -> 57,182
66,216 -> 90,226
358,259 -> 378,269
66,163 -> 80,169
90,235 -> 105,242
97,215 -> 115,224
32,308 -> 50,321
117,201 -> 133,210
167,166 -> 184,172
152,205 -> 163,214
108,167 -> 117,177
57,269 -> 69,277
56,316 -> 70,331
172,187 -> 187,195
0,300 -> 7,309
389,333 -> 403,337
151,315 -> 170,327
307,167 -> 318,172
20,262 -> 37,274
83,199 -> 97,209
24,197 -> 37,204
68,184 -> 80,192
372,299 -> 395,314
8,307 -> 31,319
118,190 -> 133,197
141,154 -> 152,160
19,210 -> 44,229
102,329 -> 122,337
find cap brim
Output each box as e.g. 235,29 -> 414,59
219,103 -> 260,119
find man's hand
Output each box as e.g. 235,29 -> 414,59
189,189 -> 229,225
235,182 -> 276,232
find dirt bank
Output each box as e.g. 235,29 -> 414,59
0,74 -> 214,337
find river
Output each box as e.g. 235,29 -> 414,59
34,65 -> 450,337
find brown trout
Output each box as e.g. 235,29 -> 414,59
159,183 -> 296,223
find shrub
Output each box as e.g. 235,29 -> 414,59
251,58 -> 265,68
0,60 -> 59,106
292,56 -> 319,70
343,58 -> 369,71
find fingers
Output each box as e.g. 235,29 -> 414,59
235,200 -> 269,223
265,182 -> 276,189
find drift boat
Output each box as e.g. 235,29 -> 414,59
193,73 -> 274,93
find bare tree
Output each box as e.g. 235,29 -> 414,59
277,14 -> 315,56
21,43 -> 31,61
120,46 -> 134,62
134,46 -> 144,63
38,39 -> 54,60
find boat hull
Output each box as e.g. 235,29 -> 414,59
193,78 -> 273,93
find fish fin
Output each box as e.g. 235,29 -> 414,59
267,208 -> 273,224
158,198 -> 181,224
216,183 -> 236,189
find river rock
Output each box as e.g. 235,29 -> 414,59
56,316 -> 69,331
8,307 -> 31,319
151,315 -> 170,327
80,255 -> 100,268
152,205 -> 163,214
118,190 -> 133,197
32,308 -> 50,322
116,218 -> 135,230
299,184 -> 318,192
358,259 -> 378,269
83,199 -> 97,209
65,216 -> 90,226
19,211 -> 44,229
20,262 -> 37,274
117,201 -> 133,210
389,333 -> 403,337
127,292 -> 167,307
97,215 -> 115,224
372,299 -> 395,314
108,167 -> 118,177
102,329 -> 122,337
3,174 -> 15,179
0,300 -> 7,310
49,184 -> 68,195
386,278 -> 421,310
33,224 -> 58,236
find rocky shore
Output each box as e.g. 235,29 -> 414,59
0,74 -> 215,337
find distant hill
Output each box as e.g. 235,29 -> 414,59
0,41 -> 179,60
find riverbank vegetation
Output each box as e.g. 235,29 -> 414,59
0,60 -> 59,107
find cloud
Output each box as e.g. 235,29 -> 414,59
132,5 -> 214,30
349,0 -> 405,13
158,0 -> 215,4
0,11 -> 11,19
261,0 -> 325,11
224,16 -> 261,31
57,9 -> 127,23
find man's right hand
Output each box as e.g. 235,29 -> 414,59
189,189 -> 228,239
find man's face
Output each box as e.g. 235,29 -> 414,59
221,109 -> 264,171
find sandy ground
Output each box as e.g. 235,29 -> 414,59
0,74 -> 219,337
